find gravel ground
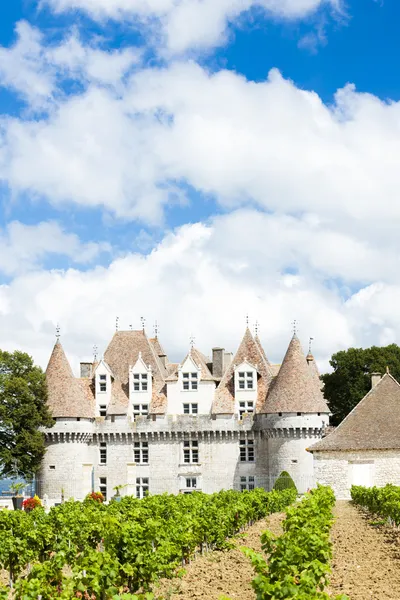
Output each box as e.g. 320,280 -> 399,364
328,500 -> 400,600
154,512 -> 284,600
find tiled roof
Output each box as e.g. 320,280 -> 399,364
165,348 -> 216,382
310,373 -> 400,452
46,341 -> 95,418
270,364 -> 281,377
149,337 -> 166,357
264,335 -> 329,414
306,353 -> 323,390
255,334 -> 271,366
212,327 -> 273,414
104,330 -> 167,415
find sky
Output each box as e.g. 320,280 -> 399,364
1,0 -> 400,373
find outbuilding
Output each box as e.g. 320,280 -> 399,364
310,372 -> 400,499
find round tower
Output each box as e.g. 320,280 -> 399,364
37,340 -> 94,504
264,335 -> 330,493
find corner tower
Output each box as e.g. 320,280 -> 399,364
264,334 -> 330,492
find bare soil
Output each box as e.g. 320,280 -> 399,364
154,512 -> 284,600
328,500 -> 400,600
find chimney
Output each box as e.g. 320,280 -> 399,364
212,348 -> 225,378
224,351 -> 233,371
371,372 -> 382,388
159,353 -> 167,369
80,362 -> 93,378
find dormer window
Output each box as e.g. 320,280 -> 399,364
99,374 -> 107,392
239,400 -> 254,418
238,372 -> 253,390
183,372 -> 198,391
133,373 -> 148,392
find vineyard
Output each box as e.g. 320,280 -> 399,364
351,483 -> 400,523
0,488 -> 295,600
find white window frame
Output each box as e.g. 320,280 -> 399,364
182,477 -> 200,493
183,440 -> 199,464
99,442 -> 107,464
240,475 -> 255,491
182,372 -> 198,391
133,403 -> 149,419
183,403 -> 198,415
136,477 -> 149,499
239,400 -> 254,418
134,440 -> 149,464
240,439 -> 255,462
132,373 -> 148,392
99,477 -> 107,501
99,404 -> 107,417
99,374 -> 107,393
238,371 -> 254,390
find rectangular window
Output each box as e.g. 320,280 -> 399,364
133,403 -> 149,419
133,373 -> 148,392
99,477 -> 107,501
186,477 -> 197,489
182,372 -> 198,391
136,477 -> 149,499
238,371 -> 254,390
239,400 -> 254,418
99,374 -> 107,392
99,442 -> 107,464
134,441 -> 149,464
99,404 -> 107,417
240,439 -> 255,462
183,403 -> 198,415
240,475 -> 255,491
183,439 -> 199,464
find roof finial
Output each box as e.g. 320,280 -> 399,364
140,316 -> 146,332
93,344 -> 98,362
115,316 -> 119,332
154,320 -> 159,338
292,319 -> 298,335
129,324 -> 133,331
386,365 -> 390,374
308,337 -> 314,354
190,334 -> 195,349
254,320 -> 259,335
56,323 -> 60,340
246,313 -> 249,327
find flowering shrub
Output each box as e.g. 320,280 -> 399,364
85,491 -> 104,503
22,495 -> 42,512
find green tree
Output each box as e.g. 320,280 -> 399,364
0,350 -> 54,479
322,344 -> 400,425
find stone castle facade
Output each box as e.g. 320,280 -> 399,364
39,327 -> 330,504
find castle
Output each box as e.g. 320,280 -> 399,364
38,327 -> 330,504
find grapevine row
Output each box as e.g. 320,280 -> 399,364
351,483 -> 400,525
0,487 -> 295,600
243,485 -> 349,600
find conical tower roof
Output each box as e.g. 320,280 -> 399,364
264,335 -> 329,414
213,327 -> 273,413
46,340 -> 94,418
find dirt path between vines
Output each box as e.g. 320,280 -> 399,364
328,501 -> 400,600
154,512 -> 284,600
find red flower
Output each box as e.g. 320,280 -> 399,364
22,496 -> 42,511
86,491 -> 104,503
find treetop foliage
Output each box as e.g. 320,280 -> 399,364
0,349 -> 54,479
322,343 -> 400,425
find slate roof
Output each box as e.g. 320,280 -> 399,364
310,373 -> 400,452
212,327 -> 274,414
46,340 -> 95,418
264,334 -> 329,414
104,330 -> 167,415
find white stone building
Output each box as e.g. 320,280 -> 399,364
310,372 -> 400,499
38,327 -> 330,504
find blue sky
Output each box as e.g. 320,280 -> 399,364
1,0 -> 400,370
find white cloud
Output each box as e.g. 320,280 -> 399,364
2,209 -> 400,375
0,221 -> 110,276
41,0 -> 342,54
0,22 -> 139,107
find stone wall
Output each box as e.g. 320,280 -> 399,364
313,449 -> 400,499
